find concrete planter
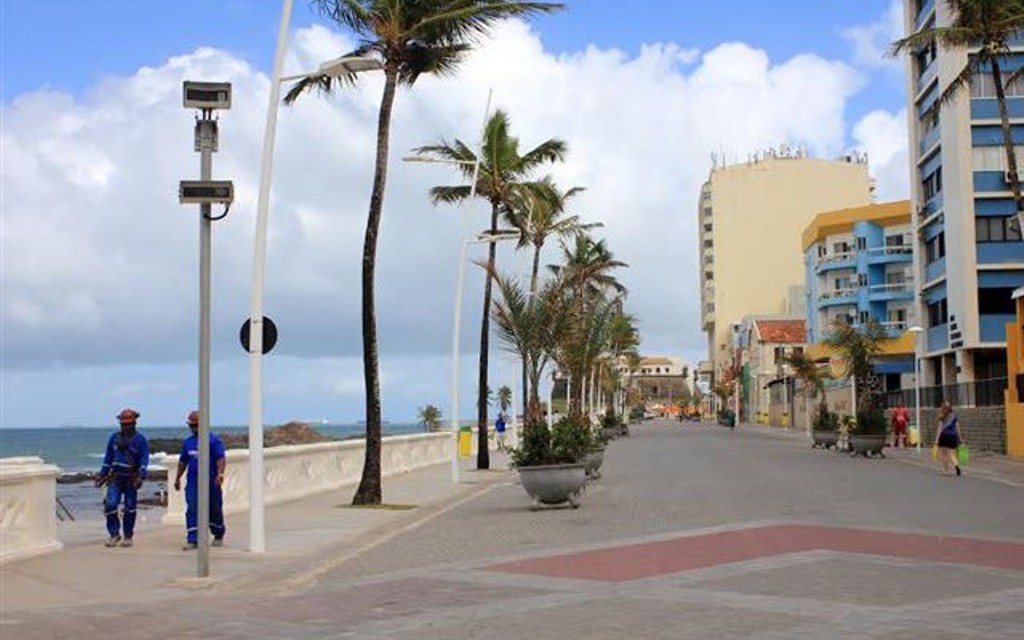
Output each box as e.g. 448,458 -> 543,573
811,430 -> 840,450
848,434 -> 886,458
517,463 -> 587,509
584,447 -> 605,479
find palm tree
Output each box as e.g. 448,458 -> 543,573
418,404 -> 443,432
549,235 -> 628,415
503,177 -> 594,419
497,385 -> 512,417
891,0 -> 1024,233
490,271 -> 572,424
283,1 -> 562,504
823,319 -> 888,431
784,349 -> 827,431
413,110 -> 567,470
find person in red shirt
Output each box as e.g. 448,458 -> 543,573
891,401 -> 910,448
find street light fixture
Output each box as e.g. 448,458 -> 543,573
246,0 -> 382,554
449,229 -> 520,482
908,325 -> 925,453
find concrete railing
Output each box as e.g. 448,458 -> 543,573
162,432 -> 468,524
0,457 -> 63,565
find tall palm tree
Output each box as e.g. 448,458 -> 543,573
283,0 -> 563,504
549,235 -> 628,414
505,177 -> 595,418
891,0 -> 1024,233
413,109 -> 567,469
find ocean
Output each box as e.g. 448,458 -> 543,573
1,423 -> 424,520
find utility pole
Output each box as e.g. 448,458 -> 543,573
180,81 -> 233,578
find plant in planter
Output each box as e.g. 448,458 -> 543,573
851,403 -> 888,458
511,418 -> 591,508
811,403 -> 840,449
824,319 -> 888,459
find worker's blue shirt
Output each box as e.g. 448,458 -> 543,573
178,432 -> 226,481
99,429 -> 149,480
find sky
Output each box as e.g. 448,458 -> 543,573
0,0 -> 912,429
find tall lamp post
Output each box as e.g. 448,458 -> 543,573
908,325 -> 925,453
450,230 -> 520,482
247,0 -> 381,553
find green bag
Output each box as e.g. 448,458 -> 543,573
956,444 -> 970,466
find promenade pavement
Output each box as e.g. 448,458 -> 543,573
3,420 -> 1024,639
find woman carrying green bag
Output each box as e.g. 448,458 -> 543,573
934,401 -> 965,477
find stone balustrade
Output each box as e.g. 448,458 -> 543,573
162,432 -> 459,524
0,457 -> 63,564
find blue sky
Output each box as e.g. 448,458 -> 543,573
1,1 -> 912,428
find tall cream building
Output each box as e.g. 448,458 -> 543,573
699,154 -> 873,385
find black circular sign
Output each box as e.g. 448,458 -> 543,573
240,316 -> 278,354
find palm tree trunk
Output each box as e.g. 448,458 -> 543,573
523,243 -> 542,421
991,57 -> 1024,234
476,203 -> 500,470
352,68 -> 399,505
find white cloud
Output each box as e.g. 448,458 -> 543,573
852,108 -> 910,202
842,0 -> 904,71
2,20 -> 874,427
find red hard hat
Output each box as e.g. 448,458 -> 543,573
117,408 -> 140,422
187,410 -> 199,426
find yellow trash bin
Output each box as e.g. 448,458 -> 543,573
907,425 -> 920,447
458,426 -> 472,458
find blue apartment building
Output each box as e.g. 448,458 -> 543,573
803,201 -> 916,389
904,0 -> 1024,387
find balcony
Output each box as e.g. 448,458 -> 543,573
867,282 -> 915,302
817,287 -> 858,307
915,61 -> 938,97
815,251 -> 856,273
918,124 -> 940,156
866,246 -> 913,265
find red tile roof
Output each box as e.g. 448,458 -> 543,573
753,319 -> 806,344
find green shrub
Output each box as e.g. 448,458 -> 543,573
854,404 -> 888,436
510,417 -> 591,467
812,404 -> 839,432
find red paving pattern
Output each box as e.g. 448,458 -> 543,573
486,524 -> 1024,582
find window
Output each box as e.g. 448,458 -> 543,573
921,168 -> 942,200
857,311 -> 870,324
817,245 -> 827,258
832,241 -> 850,255
888,308 -> 908,324
857,273 -> 868,287
885,234 -> 905,247
856,237 -> 867,251
886,270 -> 907,285
978,288 -> 1016,315
703,239 -> 714,248
915,40 -> 937,74
927,298 -> 948,325
976,216 -> 1023,242
925,232 -> 946,264
972,145 -> 1024,171
970,71 -> 1024,98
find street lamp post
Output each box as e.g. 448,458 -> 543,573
908,325 -> 925,453
247,0 -> 381,553
450,230 -> 520,482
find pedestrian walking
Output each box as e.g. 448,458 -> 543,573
173,410 -> 227,550
96,408 -> 150,547
891,401 -> 910,447
495,413 -> 508,452
933,401 -> 964,476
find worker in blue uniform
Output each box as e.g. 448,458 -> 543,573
96,408 -> 150,548
173,410 -> 227,550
